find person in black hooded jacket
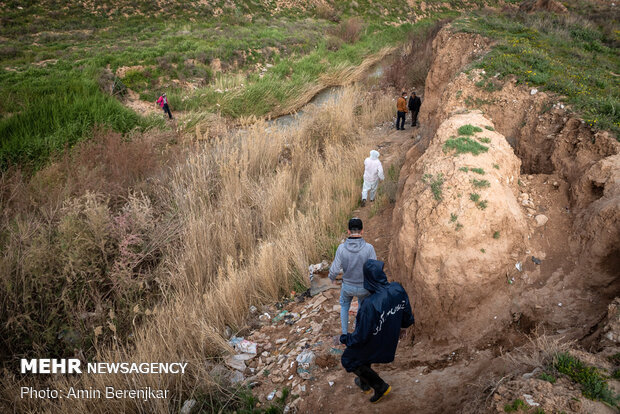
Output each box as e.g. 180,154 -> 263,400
339,259 -> 415,403
408,92 -> 421,127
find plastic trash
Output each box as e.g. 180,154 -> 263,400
296,349 -> 317,380
267,390 -> 277,401
284,312 -> 301,325
515,262 -> 522,272
259,312 -> 271,322
329,347 -> 344,356
531,256 -> 542,265
272,310 -> 289,322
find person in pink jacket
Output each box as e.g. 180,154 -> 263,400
156,93 -> 173,119
361,150 -> 384,207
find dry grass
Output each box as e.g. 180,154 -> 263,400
1,85 -> 393,413
270,47 -> 394,119
505,330 -> 574,370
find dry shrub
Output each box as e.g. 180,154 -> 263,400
4,86 -> 376,413
326,34 -> 344,51
0,128 -> 179,363
315,3 -> 341,22
330,17 -> 364,44
505,331 -> 574,370
385,19 -> 450,90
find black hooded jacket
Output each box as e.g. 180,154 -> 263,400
339,260 -> 415,372
408,95 -> 421,112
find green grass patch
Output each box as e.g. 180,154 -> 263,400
423,173 -> 445,201
455,223 -> 463,231
456,9 -> 620,137
471,167 -> 485,174
554,352 -> 618,406
457,124 -> 483,135
470,192 -> 480,202
472,178 -> 490,188
477,136 -> 491,143
477,199 -> 488,209
493,163 -> 500,169
443,137 -> 489,156
538,372 -> 556,384
450,213 -> 458,222
459,166 -> 470,172
493,230 -> 500,239
504,398 -> 527,412
485,125 -> 495,131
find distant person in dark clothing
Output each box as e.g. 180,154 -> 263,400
156,93 -> 173,119
396,92 -> 407,130
408,92 -> 421,127
340,259 -> 415,404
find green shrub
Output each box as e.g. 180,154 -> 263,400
471,167 -> 485,174
493,230 -> 500,239
477,137 -> 491,143
470,192 -> 480,202
554,352 -> 618,406
485,125 -> 495,131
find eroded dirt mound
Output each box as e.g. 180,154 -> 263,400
390,111 -> 527,349
417,28 -> 491,144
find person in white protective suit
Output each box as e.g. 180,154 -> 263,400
361,150 -> 384,207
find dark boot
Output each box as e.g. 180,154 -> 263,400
355,377 -> 372,394
370,383 -> 391,403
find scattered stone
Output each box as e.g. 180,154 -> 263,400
332,305 -> 341,313
558,302 -> 562,307
275,338 -> 287,344
521,193 -> 529,200
522,367 -> 542,379
553,181 -> 559,188
534,214 -> 548,227
180,399 -> 197,414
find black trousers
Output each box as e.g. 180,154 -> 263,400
353,364 -> 386,392
396,111 -> 406,129
163,103 -> 173,119
411,109 -> 419,126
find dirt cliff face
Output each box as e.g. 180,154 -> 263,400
390,111 -> 528,347
390,27 -> 620,353
417,28 -> 490,142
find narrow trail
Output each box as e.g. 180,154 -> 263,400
242,127 -> 504,413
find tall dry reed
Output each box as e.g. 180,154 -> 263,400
2,86 -> 392,413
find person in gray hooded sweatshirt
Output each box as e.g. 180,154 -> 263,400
329,218 -> 377,335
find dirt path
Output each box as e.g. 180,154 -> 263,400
239,127 -> 511,413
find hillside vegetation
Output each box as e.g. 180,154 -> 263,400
456,0 -> 619,136
0,0 -> 466,170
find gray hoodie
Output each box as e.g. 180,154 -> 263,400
328,237 -> 377,287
